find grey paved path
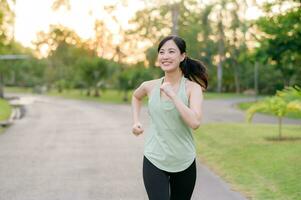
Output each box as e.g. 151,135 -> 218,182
201,97 -> 300,125
0,94 -> 299,200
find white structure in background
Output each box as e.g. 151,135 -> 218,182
0,54 -> 29,98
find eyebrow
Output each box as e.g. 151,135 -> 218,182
159,48 -> 177,51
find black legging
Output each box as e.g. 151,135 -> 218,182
143,156 -> 196,200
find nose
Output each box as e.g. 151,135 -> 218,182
161,52 -> 170,59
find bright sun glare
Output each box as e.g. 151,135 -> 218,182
14,0 -> 144,48
14,0 -> 268,56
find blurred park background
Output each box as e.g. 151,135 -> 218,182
0,0 -> 300,200
0,0 -> 300,99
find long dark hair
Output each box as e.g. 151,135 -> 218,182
157,35 -> 208,90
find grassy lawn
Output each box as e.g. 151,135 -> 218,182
5,86 -> 254,103
5,87 -> 138,104
204,92 -> 254,99
4,86 -> 33,94
194,123 -> 301,200
47,90 -> 252,103
47,89 -> 135,104
237,101 -> 301,119
0,99 -> 12,121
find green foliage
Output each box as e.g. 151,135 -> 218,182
279,85 -> 301,114
1,0 -> 300,97
247,86 -> 301,122
53,79 -> 70,93
0,0 -> 14,45
34,25 -> 83,57
7,58 -> 48,87
75,57 -> 111,96
255,6 -> 301,87
117,64 -> 157,101
127,4 -> 171,44
0,98 -> 11,121
145,47 -> 157,67
276,85 -> 301,102
246,86 -> 301,139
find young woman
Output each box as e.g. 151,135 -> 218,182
131,35 -> 208,200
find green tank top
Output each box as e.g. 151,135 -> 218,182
144,75 -> 196,172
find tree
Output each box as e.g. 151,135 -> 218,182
33,25 -> 86,91
127,0 -> 211,67
254,2 -> 301,90
0,0 -> 15,98
34,24 -> 83,57
247,86 -> 301,140
0,0 -> 15,45
117,63 -> 155,102
76,57 -> 110,97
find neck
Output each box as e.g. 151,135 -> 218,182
164,70 -> 183,85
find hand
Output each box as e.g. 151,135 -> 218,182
160,82 -> 176,99
132,122 -> 144,136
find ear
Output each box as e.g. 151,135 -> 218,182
180,53 -> 186,62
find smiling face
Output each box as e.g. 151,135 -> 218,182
157,39 -> 186,73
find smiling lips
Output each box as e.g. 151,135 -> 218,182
162,61 -> 172,66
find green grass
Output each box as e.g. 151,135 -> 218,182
204,92 -> 253,99
237,101 -> 301,119
47,89 -> 135,104
0,99 -> 12,121
4,86 -> 33,94
5,86 -> 255,104
195,123 -> 301,200
48,90 -> 251,102
5,87 -> 140,104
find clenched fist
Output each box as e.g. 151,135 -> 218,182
132,122 -> 144,136
160,82 -> 176,99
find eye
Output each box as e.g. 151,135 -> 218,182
159,51 -> 164,54
169,50 -> 175,54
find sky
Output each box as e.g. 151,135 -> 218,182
14,0 -> 268,49
14,0 -> 145,48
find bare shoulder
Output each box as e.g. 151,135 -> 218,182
142,79 -> 160,96
141,79 -> 157,88
186,79 -> 202,90
185,79 -> 203,97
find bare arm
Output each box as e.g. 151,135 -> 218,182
161,82 -> 203,130
131,82 -> 148,135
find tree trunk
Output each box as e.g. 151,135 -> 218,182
123,90 -> 128,102
234,60 -> 240,94
217,61 -> 223,93
0,73 -> 4,98
171,3 -> 179,35
232,26 -> 240,94
86,88 -> 91,96
94,87 -> 100,97
58,86 -> 63,93
217,11 -> 224,93
278,116 -> 282,140
254,62 -> 259,101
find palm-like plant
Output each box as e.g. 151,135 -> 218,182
246,86 -> 301,139
277,85 -> 301,101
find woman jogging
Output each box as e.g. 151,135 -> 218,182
131,35 -> 208,200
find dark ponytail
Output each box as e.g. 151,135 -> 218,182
158,35 -> 208,90
180,57 -> 208,90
